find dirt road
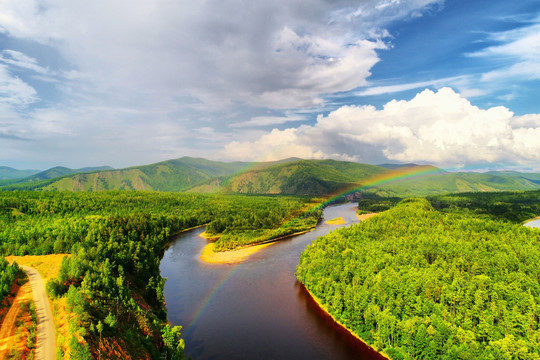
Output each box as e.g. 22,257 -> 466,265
20,265 -> 56,360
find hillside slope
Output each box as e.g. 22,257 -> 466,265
3,157 -> 540,196
189,159 -> 388,196
370,171 -> 540,197
31,157 -> 249,192
0,166 -> 113,187
0,167 -> 41,180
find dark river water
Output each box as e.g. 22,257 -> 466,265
160,203 -> 385,360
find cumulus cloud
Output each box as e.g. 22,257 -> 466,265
224,88 -> 540,166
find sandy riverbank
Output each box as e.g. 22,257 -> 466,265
200,242 -> 275,264
199,212 -> 378,264
199,228 -> 315,264
524,215 -> 540,224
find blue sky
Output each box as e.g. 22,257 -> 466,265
1,0 -> 539,171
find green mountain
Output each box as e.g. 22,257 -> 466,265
33,166 -> 114,181
371,170 -> 540,197
2,156 -> 540,196
189,159 -> 388,195
0,166 -> 40,180
0,166 -> 113,188
190,160 -> 540,197
377,163 -> 421,170
8,157 -> 249,192
485,170 -> 540,185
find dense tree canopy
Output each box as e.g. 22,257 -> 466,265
297,198 -> 540,359
0,190 -> 319,359
428,190 -> 540,223
0,257 -> 18,302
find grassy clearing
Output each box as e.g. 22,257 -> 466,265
325,217 -> 346,225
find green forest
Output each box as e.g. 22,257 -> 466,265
0,257 -> 18,302
0,191 -> 319,359
3,181 -> 540,359
297,197 -> 540,360
428,190 -> 540,222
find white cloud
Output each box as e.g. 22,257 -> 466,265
230,114 -> 305,128
355,76 -> 464,96
0,64 -> 38,105
0,0 -> 440,111
225,128 -> 318,161
512,114 -> 540,128
224,88 -> 540,166
0,49 -> 49,74
471,23 -> 540,81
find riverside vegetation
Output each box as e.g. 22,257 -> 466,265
296,194 -> 540,359
3,157 -> 540,359
0,191 -> 320,359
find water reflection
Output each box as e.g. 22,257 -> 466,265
161,203 -> 385,360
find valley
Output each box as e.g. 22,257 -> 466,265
0,157 -> 539,359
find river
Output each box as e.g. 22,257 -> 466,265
524,218 -> 540,228
160,203 -> 385,360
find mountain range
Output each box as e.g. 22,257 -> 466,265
0,166 -> 41,180
2,157 -> 540,197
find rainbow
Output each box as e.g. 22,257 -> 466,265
185,164 -> 442,335
184,264 -> 243,337
314,164 -> 443,209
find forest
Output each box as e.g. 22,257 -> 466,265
428,189 -> 540,222
0,257 -> 18,303
0,191 -> 319,359
297,198 -> 540,359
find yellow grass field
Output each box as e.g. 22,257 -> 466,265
6,254 -> 69,283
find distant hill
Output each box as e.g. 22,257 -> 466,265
377,163 -> 422,170
369,170 -> 540,197
2,157 -> 540,197
0,165 -> 113,188
484,171 -> 540,185
5,157 -> 249,192
0,166 -> 41,180
189,159 -> 387,196
32,166 -> 114,181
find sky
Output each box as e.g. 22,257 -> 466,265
1,0 -> 540,171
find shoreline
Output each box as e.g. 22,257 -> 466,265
200,242 -> 275,264
199,231 -> 220,241
199,228 -> 315,264
198,209 -> 378,265
523,215 -> 540,225
171,224 -> 207,236
356,212 -> 377,221
299,282 -> 388,359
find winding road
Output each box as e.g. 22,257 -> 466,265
19,265 -> 56,360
